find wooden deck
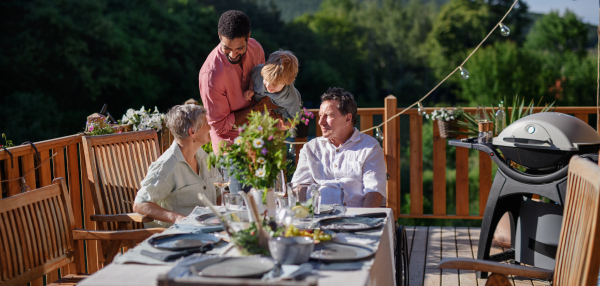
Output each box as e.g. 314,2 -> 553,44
406,227 -> 552,286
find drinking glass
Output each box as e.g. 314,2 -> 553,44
475,106 -> 486,122
287,182 -> 320,218
224,193 -> 243,211
214,167 -> 230,212
274,170 -> 287,210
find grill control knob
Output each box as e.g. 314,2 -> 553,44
527,126 -> 536,134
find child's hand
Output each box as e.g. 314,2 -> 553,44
276,119 -> 287,131
244,90 -> 255,101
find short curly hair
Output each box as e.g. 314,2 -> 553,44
218,10 -> 251,39
321,87 -> 358,126
261,50 -> 299,86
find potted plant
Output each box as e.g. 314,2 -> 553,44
292,108 -> 314,138
425,107 -> 464,139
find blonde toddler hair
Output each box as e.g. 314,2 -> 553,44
261,50 -> 299,86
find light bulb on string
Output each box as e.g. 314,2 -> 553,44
288,143 -> 294,154
375,127 -> 384,141
499,23 -> 510,37
459,66 -> 469,80
417,102 -> 426,116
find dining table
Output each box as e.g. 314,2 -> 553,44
78,207 -> 396,286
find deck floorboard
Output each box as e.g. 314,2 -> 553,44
405,227 -> 551,286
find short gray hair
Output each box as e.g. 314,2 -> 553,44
320,87 -> 358,126
165,104 -> 207,139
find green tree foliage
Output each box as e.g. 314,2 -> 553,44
525,10 -> 588,57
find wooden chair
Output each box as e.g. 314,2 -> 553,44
0,178 -> 162,286
82,130 -> 165,264
438,156 -> 600,286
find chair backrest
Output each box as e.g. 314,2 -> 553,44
82,130 -> 160,230
553,156 -> 600,286
0,178 -> 81,286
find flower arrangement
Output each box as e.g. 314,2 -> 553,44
299,107 -> 314,125
209,109 -> 297,191
425,107 -> 464,122
86,117 -> 118,136
120,106 -> 165,131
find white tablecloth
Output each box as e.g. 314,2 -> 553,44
78,208 -> 395,286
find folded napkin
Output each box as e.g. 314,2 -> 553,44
171,224 -> 224,234
334,233 -> 379,245
140,244 -> 214,262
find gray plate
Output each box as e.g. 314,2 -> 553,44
316,217 -> 384,232
148,233 -> 220,251
191,257 -> 275,278
310,242 -> 375,262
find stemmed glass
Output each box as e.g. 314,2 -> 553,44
274,170 -> 287,210
214,167 -> 230,212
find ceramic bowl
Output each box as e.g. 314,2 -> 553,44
268,236 -> 314,265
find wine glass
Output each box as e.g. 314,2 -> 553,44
475,106 -> 486,122
214,167 -> 230,212
274,170 -> 287,210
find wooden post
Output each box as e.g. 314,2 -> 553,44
455,128 -> 470,216
479,153 -> 492,216
409,115 -> 423,215
384,95 -> 399,218
432,122 -> 446,215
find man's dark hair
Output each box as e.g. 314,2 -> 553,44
321,87 -> 358,126
218,10 -> 251,39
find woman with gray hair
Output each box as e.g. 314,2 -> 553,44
133,104 -> 221,227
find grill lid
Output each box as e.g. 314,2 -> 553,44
492,112 -> 600,151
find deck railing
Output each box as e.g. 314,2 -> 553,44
0,99 -> 597,277
295,97 -> 599,219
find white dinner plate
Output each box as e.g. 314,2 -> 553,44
191,257 -> 275,278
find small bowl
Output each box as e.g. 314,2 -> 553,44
268,236 -> 314,265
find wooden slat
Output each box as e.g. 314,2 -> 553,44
410,115 -> 423,216
455,227 -> 477,286
441,227 -> 458,286
455,129 -> 470,216
66,144 -> 84,274
424,227 -> 442,285
53,148 -> 66,180
0,135 -> 82,161
409,226 -> 428,286
6,159 -> 20,196
0,213 -> 15,279
397,214 -> 482,219
45,198 -> 60,284
360,114 -> 373,137
384,96 -> 399,218
478,153 -> 492,216
81,149 -> 100,273
432,122 -> 446,215
574,113 -> 588,124
405,226 -> 415,256
21,154 -> 36,190
38,151 -> 52,188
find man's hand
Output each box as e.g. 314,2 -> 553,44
244,90 -> 255,101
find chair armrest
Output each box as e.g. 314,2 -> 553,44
438,258 -> 553,281
91,213 -> 154,223
72,228 -> 165,241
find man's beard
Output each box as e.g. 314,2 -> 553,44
226,52 -> 245,64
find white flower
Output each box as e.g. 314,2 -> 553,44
256,157 -> 266,164
255,168 -> 266,178
154,106 -> 160,114
425,114 -> 429,119
234,137 -> 243,145
253,138 -> 264,148
126,109 -> 135,118
139,106 -> 146,113
450,116 -> 455,120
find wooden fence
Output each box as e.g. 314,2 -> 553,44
294,98 -> 599,219
0,100 -> 597,278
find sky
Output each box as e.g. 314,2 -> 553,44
524,0 -> 598,25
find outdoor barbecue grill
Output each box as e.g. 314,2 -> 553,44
449,112 -> 600,278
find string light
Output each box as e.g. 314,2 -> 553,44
417,102 -> 426,116
459,66 -> 470,80
374,127 -> 384,141
499,23 -> 510,36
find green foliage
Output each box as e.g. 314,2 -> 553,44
455,95 -> 556,137
209,110 -> 298,191
525,10 -> 588,57
1,134 -> 14,148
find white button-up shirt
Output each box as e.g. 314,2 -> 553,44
135,141 -> 221,227
292,128 -> 386,207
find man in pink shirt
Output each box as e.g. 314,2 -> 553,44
199,10 -> 277,154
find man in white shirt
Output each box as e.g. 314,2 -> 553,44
292,88 -> 386,207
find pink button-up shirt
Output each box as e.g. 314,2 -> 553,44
199,38 -> 265,152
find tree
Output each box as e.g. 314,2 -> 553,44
525,10 -> 588,57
